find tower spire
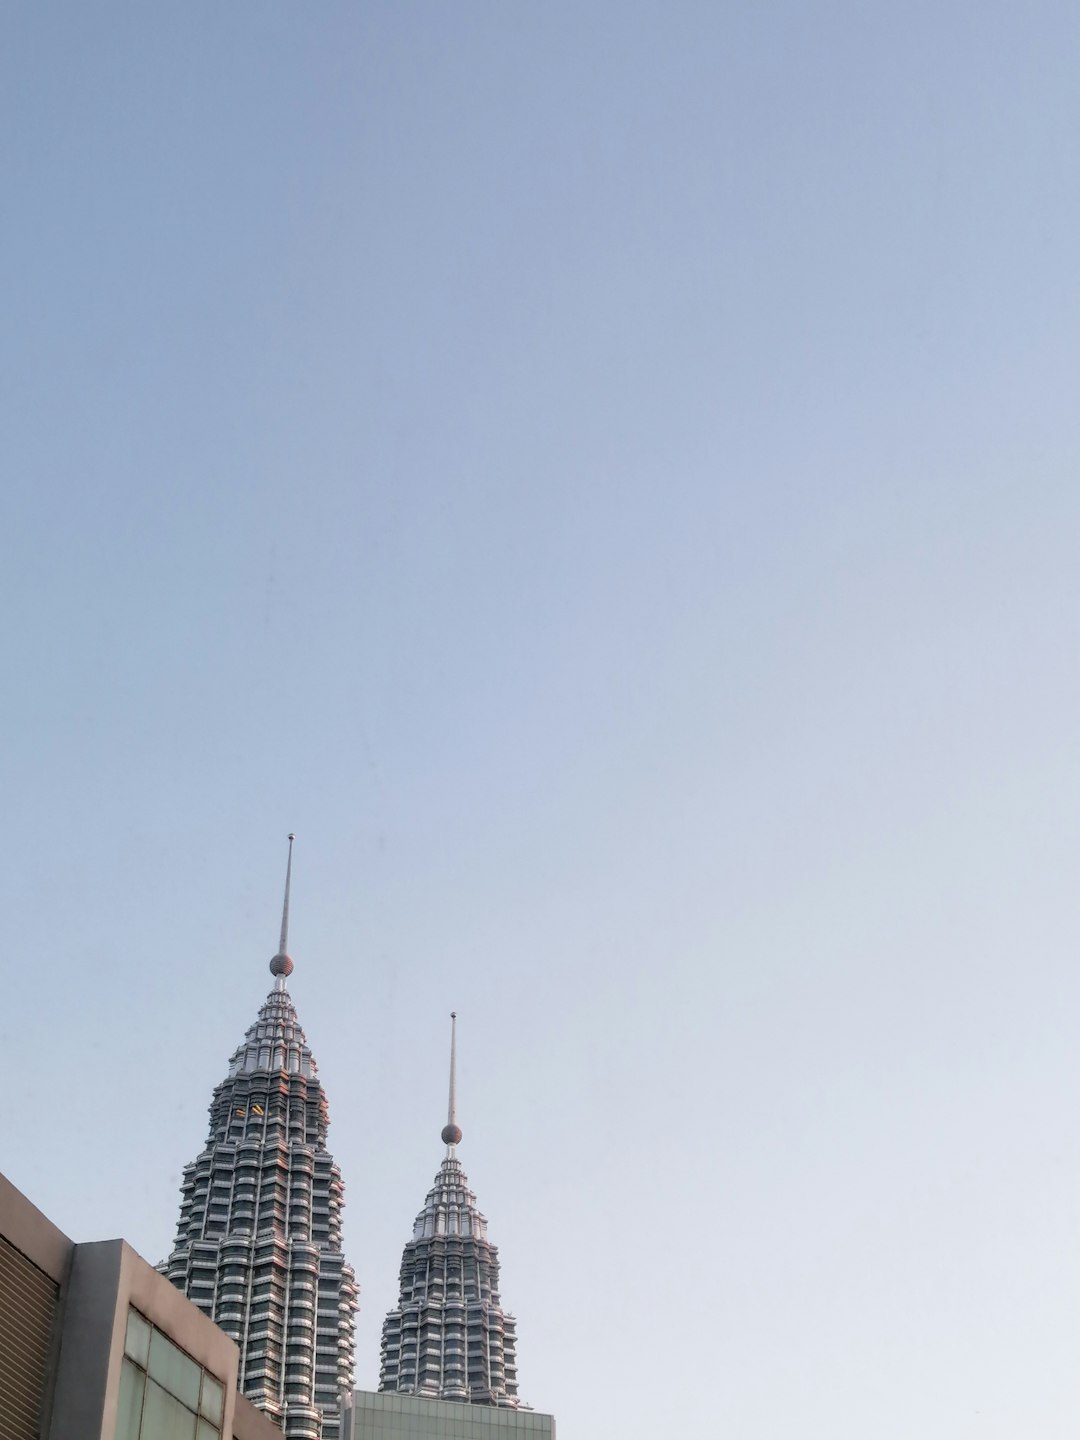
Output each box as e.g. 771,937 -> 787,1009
165,839 -> 357,1438
441,1011 -> 463,1151
269,833 -> 296,988
379,1005 -> 524,1407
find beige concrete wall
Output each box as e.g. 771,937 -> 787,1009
235,1392 -> 291,1440
0,1171 -> 73,1285
46,1238 -> 125,1440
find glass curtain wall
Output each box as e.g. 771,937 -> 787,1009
115,1308 -> 226,1440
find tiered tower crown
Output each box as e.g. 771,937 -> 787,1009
164,839 -> 357,1440
378,1016 -> 522,1408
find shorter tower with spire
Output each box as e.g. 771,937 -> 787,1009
164,838 -> 357,1440
377,1015 -> 522,1408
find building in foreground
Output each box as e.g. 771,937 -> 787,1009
162,839 -> 357,1440
375,1016 -> 523,1410
343,1391 -> 555,1440
0,1167 -> 281,1440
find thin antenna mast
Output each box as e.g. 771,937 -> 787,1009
441,1012 -> 463,1151
269,834 -> 296,988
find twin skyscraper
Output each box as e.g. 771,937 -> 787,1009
162,838 -> 526,1440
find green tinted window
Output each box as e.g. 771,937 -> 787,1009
142,1378 -> 198,1440
115,1357 -> 146,1440
120,1308 -> 225,1440
147,1330 -> 202,1412
124,1310 -> 152,1368
200,1372 -> 224,1424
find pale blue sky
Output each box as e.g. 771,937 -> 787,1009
4,4 -> 1080,1436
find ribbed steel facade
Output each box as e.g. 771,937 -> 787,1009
164,985 -> 357,1439
377,1153 -> 520,1407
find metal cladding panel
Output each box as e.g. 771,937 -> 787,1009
0,1235 -> 59,1440
378,1155 -> 520,1409
165,983 -> 356,1440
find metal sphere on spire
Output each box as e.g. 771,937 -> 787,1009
270,834 -> 295,983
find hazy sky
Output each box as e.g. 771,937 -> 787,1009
4,4 -> 1080,1436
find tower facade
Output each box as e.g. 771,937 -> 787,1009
164,839 -> 357,1440
377,1016 -> 521,1408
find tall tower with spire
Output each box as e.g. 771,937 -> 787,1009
164,838 -> 357,1440
377,1015 -> 522,1408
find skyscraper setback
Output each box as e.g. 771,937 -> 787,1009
377,1014 -> 522,1408
163,839 -> 357,1440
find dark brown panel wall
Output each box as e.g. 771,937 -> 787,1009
0,1236 -> 58,1440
